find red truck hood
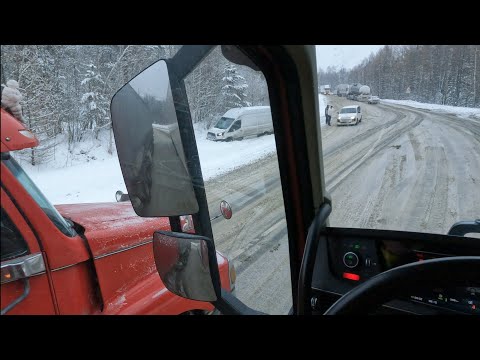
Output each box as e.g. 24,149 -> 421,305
55,202 -> 170,258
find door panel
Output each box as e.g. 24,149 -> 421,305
1,276 -> 55,315
1,188 -> 56,314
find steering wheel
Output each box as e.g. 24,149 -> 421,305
324,256 -> 480,315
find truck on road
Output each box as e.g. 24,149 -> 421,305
347,83 -> 371,101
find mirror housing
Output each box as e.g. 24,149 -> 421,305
110,60 -> 199,217
153,230 -> 221,302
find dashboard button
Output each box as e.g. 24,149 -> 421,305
343,252 -> 359,268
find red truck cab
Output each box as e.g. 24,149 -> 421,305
1,108 -> 235,315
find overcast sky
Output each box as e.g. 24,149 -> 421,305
315,45 -> 385,71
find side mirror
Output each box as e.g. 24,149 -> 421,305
110,60 -> 199,217
153,230 -> 221,302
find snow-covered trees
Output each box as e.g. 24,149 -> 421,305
184,46 -> 267,129
319,45 -> 479,107
1,45 -> 270,164
222,64 -> 250,109
79,63 -> 109,140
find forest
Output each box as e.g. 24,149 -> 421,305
1,45 -> 268,165
318,45 -> 479,108
2,45 -> 478,166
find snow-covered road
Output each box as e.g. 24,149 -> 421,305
205,99 -> 480,313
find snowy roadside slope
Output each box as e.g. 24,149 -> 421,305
382,99 -> 480,120
23,98 -> 327,205
18,131 -> 127,205
21,125 -> 277,205
25,156 -> 128,205
194,124 -> 276,181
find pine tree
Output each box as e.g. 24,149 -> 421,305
222,64 -> 250,109
79,63 -> 109,140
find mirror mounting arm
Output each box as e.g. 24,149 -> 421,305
214,289 -> 267,315
169,72 -> 214,240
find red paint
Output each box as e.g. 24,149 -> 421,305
51,263 -> 102,315
1,109 -> 39,152
56,202 -> 168,258
1,276 -> 56,315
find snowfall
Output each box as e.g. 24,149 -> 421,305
17,95 -> 477,205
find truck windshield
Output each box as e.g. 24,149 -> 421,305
3,156 -> 76,237
215,117 -> 235,129
340,108 -> 356,114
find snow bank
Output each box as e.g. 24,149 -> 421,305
382,99 -> 480,120
19,125 -> 277,205
21,98 -> 334,205
26,155 -> 128,205
194,124 -> 276,181
19,131 -> 127,205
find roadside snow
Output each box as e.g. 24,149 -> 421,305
20,96 -> 344,205
24,155 -> 127,205
382,99 -> 480,120
18,131 -> 127,205
19,125 -> 277,205
194,124 -> 276,181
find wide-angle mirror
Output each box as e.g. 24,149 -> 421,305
110,60 -> 198,216
153,230 -> 220,302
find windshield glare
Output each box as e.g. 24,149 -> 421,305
340,108 -> 356,114
4,156 -> 75,237
215,117 -> 235,129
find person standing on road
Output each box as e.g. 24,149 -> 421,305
325,104 -> 331,126
330,105 -> 334,126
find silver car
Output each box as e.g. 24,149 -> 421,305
337,105 -> 362,126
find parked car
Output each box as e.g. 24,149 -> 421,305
337,105 -> 362,126
368,96 -> 380,104
207,106 -> 273,141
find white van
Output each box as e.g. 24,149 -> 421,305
207,106 -> 273,141
337,105 -> 362,126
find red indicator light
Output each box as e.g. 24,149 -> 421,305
473,305 -> 476,310
343,272 -> 360,281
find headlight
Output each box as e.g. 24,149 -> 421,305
217,132 -> 224,136
350,116 -> 355,120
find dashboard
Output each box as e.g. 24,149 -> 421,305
311,227 -> 480,315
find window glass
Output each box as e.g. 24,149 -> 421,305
1,208 -> 29,261
318,45 -> 479,237
184,46 -> 292,314
4,157 -> 75,237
